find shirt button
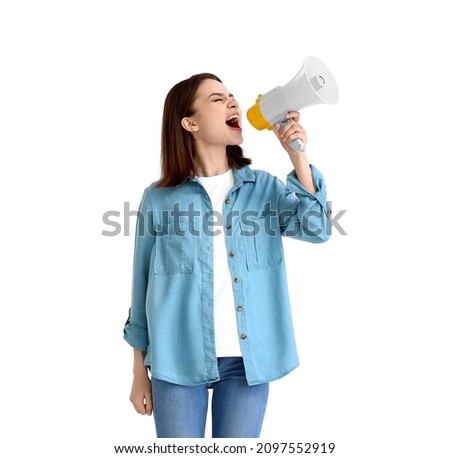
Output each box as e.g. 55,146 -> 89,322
234,277 -> 240,283
230,250 -> 236,257
236,306 -> 244,312
225,198 -> 231,205
226,223 -> 232,230
240,334 -> 247,340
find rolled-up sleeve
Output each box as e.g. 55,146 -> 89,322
123,187 -> 154,352
279,165 -> 331,243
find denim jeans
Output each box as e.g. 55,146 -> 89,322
151,357 -> 269,438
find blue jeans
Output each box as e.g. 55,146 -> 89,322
151,357 -> 269,438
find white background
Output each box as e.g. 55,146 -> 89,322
1,1 -> 449,456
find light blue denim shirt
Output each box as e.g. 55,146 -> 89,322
123,165 -> 331,386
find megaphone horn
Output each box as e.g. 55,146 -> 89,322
247,56 -> 339,152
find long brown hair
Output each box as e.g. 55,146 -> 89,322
156,73 -> 251,188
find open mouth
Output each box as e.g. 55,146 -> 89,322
226,114 -> 241,129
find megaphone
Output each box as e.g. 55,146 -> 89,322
247,55 -> 339,152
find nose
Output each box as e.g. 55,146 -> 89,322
228,97 -> 238,109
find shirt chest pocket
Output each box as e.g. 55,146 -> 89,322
239,216 -> 283,271
154,223 -> 194,274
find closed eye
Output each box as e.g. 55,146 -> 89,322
209,92 -> 234,103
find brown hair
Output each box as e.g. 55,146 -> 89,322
156,73 -> 251,188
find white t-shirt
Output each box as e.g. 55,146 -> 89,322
198,169 -> 242,357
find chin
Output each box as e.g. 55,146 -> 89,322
231,134 -> 244,145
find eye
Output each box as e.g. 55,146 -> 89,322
213,98 -> 223,102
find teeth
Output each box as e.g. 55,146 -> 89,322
226,114 -> 239,121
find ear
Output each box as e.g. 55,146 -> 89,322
181,117 -> 199,132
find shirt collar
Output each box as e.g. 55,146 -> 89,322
233,165 -> 256,184
178,166 -> 255,188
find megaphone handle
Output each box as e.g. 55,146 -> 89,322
288,138 -> 305,153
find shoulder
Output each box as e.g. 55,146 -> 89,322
138,178 -> 201,210
243,166 -> 285,189
137,181 -> 172,209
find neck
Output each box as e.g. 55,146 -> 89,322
194,147 -> 230,177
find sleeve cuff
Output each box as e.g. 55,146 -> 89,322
123,315 -> 149,352
286,164 -> 327,209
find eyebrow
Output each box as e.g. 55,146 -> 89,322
208,92 -> 234,99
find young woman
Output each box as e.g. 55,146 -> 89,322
123,73 -> 331,438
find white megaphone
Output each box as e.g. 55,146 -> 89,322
247,55 -> 339,152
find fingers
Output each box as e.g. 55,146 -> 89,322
130,377 -> 153,416
286,111 -> 300,123
276,112 -> 300,138
274,113 -> 307,149
281,121 -> 306,143
145,390 -> 153,416
273,111 -> 307,153
130,391 -> 153,415
130,392 -> 145,414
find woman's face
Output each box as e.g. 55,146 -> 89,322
185,78 -> 243,148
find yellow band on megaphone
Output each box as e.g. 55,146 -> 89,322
246,95 -> 273,131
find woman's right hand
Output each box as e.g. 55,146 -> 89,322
130,371 -> 153,415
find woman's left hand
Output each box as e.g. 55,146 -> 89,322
273,111 -> 307,154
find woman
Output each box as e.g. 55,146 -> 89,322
123,73 -> 331,438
